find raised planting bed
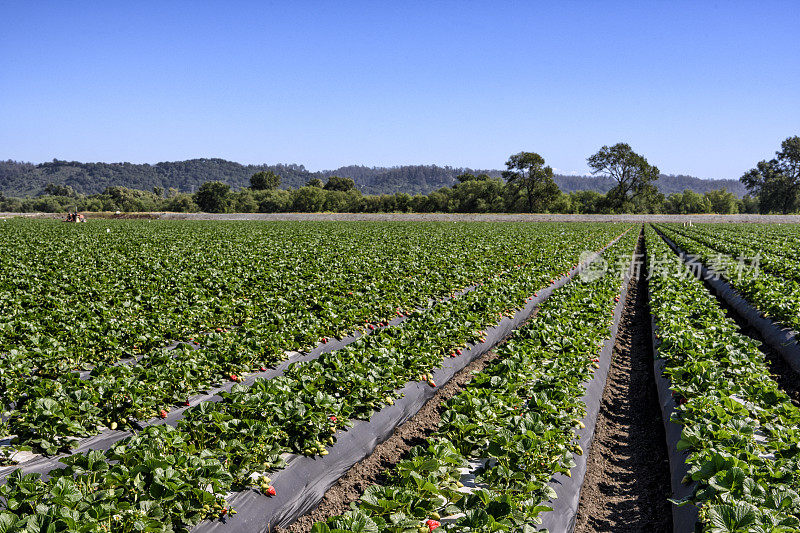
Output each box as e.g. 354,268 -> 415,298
646,225 -> 800,532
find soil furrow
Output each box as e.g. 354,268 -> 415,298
574,233 -> 672,533
273,315 -> 522,532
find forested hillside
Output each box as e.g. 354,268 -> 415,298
0,159 -> 746,197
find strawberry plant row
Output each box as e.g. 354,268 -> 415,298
646,226 -> 800,532
309,229 -> 637,532
0,221 -> 625,455
0,225 -> 629,531
0,262 -> 526,469
191,229 -> 636,532
653,226 -> 800,378
1,220 -> 614,373
686,224 -> 800,264
654,223 -> 800,338
662,223 -> 800,286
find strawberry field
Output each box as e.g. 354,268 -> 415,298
1,219 -> 799,532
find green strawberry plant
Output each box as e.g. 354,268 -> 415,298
1,221 -> 626,452
313,230 -> 637,531
647,225 -> 800,532
0,222 -> 630,531
655,223 -> 800,337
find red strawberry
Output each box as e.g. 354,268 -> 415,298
456,349 -> 462,355
159,409 -> 168,419
267,485 -> 276,496
260,366 -> 266,372
183,400 -> 190,407
329,415 -> 337,422
426,519 -> 441,531
229,374 -> 238,381
322,337 -> 328,344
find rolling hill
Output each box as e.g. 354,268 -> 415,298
0,159 -> 747,197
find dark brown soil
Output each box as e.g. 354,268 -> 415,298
574,233 -> 673,533
274,317 -> 527,532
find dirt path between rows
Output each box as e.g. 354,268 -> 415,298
274,311 -> 533,532
574,233 -> 672,533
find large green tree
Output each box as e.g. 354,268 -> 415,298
587,143 -> 660,211
193,181 -> 231,213
740,136 -> 800,214
705,188 -> 738,214
501,152 -> 559,212
250,170 -> 280,190
323,176 -> 356,192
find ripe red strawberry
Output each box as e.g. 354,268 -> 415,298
267,486 -> 276,496
259,366 -> 266,372
322,337 -> 328,344
159,409 -> 168,419
221,507 -> 228,515
329,415 -> 337,422
426,519 -> 441,531
229,374 -> 238,382
428,380 -> 436,387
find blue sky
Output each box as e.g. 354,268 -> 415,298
1,1 -> 797,179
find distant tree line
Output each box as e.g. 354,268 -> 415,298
0,158 -> 746,198
0,146 -> 757,214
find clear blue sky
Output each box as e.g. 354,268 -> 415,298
1,1 -> 797,179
